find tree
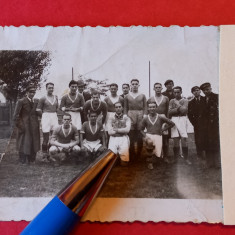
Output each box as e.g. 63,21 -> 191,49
0,50 -> 51,102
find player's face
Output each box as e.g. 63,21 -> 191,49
173,89 -> 182,99
70,84 -> 78,94
202,87 -> 212,96
46,85 -> 54,95
154,84 -> 162,94
115,103 -> 123,115
193,88 -> 201,97
78,86 -> 84,93
148,104 -> 157,114
90,113 -> 97,123
166,82 -> 174,91
92,94 -> 100,104
131,81 -> 139,92
62,115 -> 71,127
27,90 -> 36,99
122,85 -> 130,95
110,86 -> 118,96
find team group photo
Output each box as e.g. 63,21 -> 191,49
0,26 -> 222,200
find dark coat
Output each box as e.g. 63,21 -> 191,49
13,97 -> 40,155
162,90 -> 175,101
204,92 -> 220,151
82,91 -> 91,102
188,96 -> 207,152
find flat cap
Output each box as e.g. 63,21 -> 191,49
164,79 -> 174,86
200,82 -> 211,90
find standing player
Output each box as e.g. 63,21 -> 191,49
141,102 -> 175,169
60,80 -> 85,131
77,80 -> 91,124
107,102 -> 131,165
120,83 -> 130,98
49,113 -> 80,163
147,83 -> 170,163
83,91 -> 108,125
80,112 -> 106,161
168,86 -> 192,165
104,83 -> 124,132
162,79 -> 175,101
199,83 -> 220,168
77,80 -> 91,102
13,86 -> 40,164
124,79 -> 147,161
36,83 -> 59,160
188,86 -> 207,161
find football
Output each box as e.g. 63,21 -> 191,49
179,106 -> 188,115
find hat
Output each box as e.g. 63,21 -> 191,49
77,80 -> 85,87
191,86 -> 200,93
164,79 -> 174,86
200,82 -> 211,91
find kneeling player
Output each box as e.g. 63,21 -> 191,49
141,102 -> 174,169
107,102 -> 131,166
80,112 -> 106,161
49,113 -> 80,163
169,86 -> 191,165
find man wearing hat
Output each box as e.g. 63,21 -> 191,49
162,79 -> 175,101
188,86 -> 207,161
199,82 -> 220,168
13,85 -> 40,164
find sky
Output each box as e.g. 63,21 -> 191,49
0,26 -> 219,99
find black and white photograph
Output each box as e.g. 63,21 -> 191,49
0,26 -> 222,222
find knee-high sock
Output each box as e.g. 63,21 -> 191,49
42,132 -> 50,153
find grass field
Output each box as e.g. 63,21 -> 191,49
0,134 -> 222,199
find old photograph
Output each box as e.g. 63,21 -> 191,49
0,26 -> 222,222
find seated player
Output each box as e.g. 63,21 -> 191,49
80,111 -> 106,161
168,86 -> 191,165
141,102 -> 174,169
49,113 -> 80,163
107,102 -> 131,166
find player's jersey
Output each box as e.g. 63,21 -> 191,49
168,98 -> 188,118
60,93 -> 85,109
147,95 -> 169,116
36,95 -> 58,113
141,114 -> 165,135
104,95 -> 124,112
51,124 -> 79,144
124,93 -> 147,114
80,121 -> 104,141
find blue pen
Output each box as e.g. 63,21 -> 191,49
21,149 -> 117,235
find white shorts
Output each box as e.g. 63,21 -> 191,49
104,112 -> 115,131
41,112 -> 58,133
49,144 -> 80,153
171,116 -> 188,138
83,139 -> 102,152
68,111 -> 82,130
145,133 -> 162,158
108,135 -> 130,162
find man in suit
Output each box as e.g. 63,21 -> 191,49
13,86 -> 40,164
188,86 -> 207,160
200,83 -> 220,168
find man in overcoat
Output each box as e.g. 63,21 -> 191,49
200,83 -> 220,168
13,86 -> 40,164
188,86 -> 207,160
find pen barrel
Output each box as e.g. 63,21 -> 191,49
21,149 -> 117,235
